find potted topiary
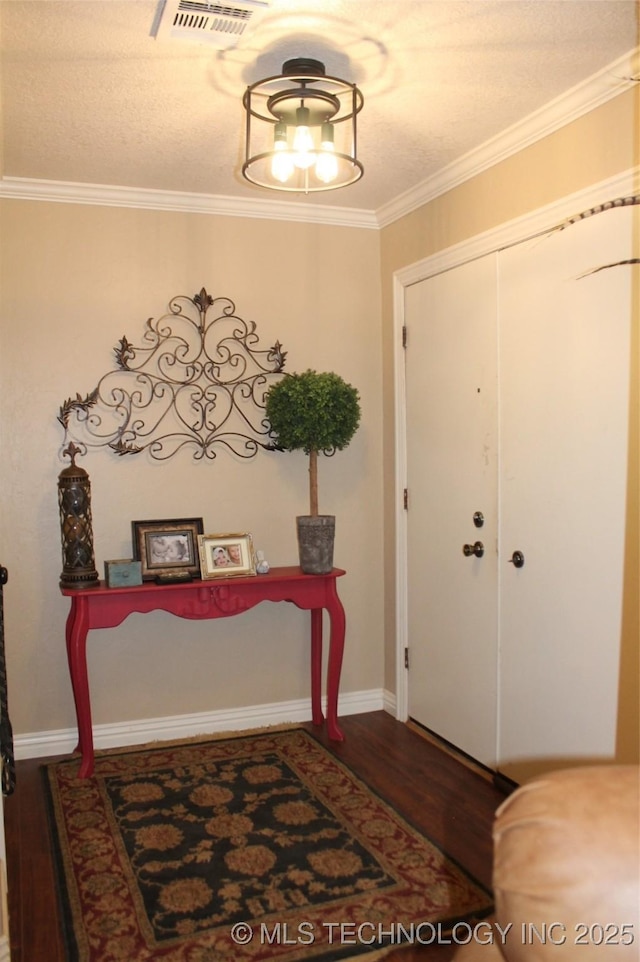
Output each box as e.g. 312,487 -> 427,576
265,369 -> 361,574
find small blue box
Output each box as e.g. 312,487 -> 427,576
104,559 -> 142,588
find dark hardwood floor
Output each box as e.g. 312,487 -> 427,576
3,711 -> 508,961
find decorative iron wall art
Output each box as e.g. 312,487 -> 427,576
58,288 -> 287,461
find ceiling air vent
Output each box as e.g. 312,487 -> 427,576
153,0 -> 271,48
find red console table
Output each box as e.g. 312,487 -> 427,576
61,566 -> 346,777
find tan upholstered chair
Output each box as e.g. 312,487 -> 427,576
454,765 -> 639,961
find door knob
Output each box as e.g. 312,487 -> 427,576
508,550 -> 525,568
463,541 -> 484,558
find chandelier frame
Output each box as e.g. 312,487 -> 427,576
242,58 -> 364,193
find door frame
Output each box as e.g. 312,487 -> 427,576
392,168 -> 637,725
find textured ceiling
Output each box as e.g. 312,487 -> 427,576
0,0 -> 638,212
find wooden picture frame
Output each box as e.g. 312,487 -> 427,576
131,518 -> 204,580
198,533 -> 256,579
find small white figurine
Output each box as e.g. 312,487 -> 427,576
256,550 -> 270,574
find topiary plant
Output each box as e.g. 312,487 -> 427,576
265,370 -> 361,516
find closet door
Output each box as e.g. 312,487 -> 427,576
405,256 -> 499,767
497,206 -> 634,780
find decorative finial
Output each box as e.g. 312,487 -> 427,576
193,288 -> 214,313
63,441 -> 82,467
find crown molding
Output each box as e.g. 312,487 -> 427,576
0,176 -> 379,229
375,46 -> 640,228
1,48 -> 637,230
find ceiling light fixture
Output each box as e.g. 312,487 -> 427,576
242,58 -> 364,193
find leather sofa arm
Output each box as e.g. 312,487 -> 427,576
454,765 -> 639,961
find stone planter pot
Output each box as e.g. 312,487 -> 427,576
296,515 -> 335,574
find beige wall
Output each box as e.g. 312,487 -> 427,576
0,203 -> 383,736
380,87 -> 639,762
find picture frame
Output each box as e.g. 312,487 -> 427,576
131,518 -> 204,581
198,533 -> 256,580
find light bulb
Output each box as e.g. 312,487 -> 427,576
315,143 -> 338,184
292,106 -> 316,169
315,121 -> 338,183
271,141 -> 294,182
271,120 -> 294,182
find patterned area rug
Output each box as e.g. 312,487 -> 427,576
43,728 -> 492,961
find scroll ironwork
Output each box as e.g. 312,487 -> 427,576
58,288 -> 287,461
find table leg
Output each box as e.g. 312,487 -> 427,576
310,608 -> 324,726
65,597 -> 95,778
325,588 -> 346,742
64,602 -> 82,755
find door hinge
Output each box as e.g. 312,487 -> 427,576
403,488 -> 409,510
402,325 -> 408,348
404,647 -> 409,669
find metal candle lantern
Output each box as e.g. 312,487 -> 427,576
58,443 -> 99,588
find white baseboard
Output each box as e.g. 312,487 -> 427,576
15,689 -> 395,760
383,688 -> 397,716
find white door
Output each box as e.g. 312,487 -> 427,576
404,204 -> 633,777
497,206 -> 633,780
405,256 -> 500,767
